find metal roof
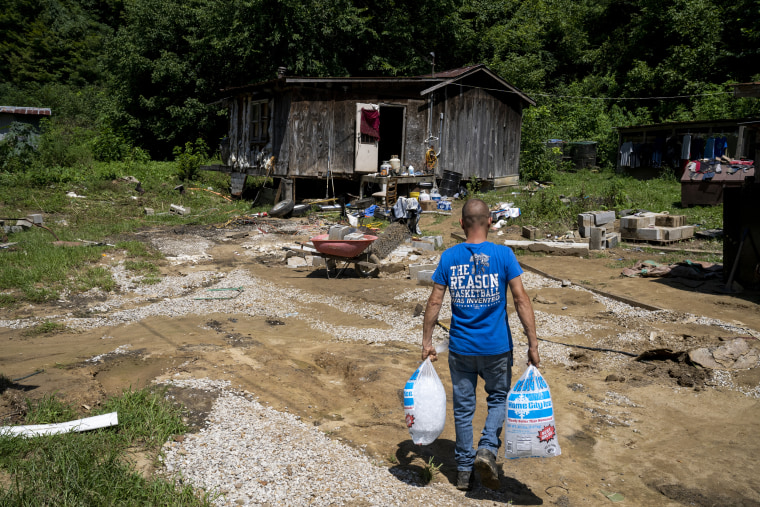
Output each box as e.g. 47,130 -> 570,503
0,106 -> 51,116
219,64 -> 535,106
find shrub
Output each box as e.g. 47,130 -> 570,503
174,138 -> 209,182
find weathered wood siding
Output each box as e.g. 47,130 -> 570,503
436,85 -> 522,180
224,79 -> 525,181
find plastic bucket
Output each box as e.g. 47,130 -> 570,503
409,191 -> 420,199
439,170 -> 462,198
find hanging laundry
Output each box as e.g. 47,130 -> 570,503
681,134 -> 691,160
690,137 -> 705,160
619,141 -> 634,166
360,108 -> 381,140
703,137 -> 715,159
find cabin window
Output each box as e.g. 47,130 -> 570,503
250,100 -> 269,143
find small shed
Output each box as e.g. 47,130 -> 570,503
0,106 -> 51,140
204,64 -> 534,196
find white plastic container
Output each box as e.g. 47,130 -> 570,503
389,155 -> 401,173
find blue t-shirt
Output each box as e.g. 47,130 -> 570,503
432,241 -> 523,356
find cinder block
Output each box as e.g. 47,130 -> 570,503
680,225 -> 696,239
522,226 -> 538,240
310,256 -> 325,266
661,227 -> 682,241
169,204 -> 190,215
409,263 -> 437,278
27,214 -> 43,225
578,224 -> 593,238
144,207 -> 155,215
578,213 -> 594,228
328,225 -> 350,240
635,227 -> 663,241
589,227 -> 606,250
620,215 -> 655,230
593,210 -> 616,226
655,214 -> 685,228
421,235 -> 443,248
417,270 -> 435,286
410,239 -> 435,251
605,232 -> 621,248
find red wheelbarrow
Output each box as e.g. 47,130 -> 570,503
309,234 -> 380,278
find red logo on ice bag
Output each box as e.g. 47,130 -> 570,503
537,425 -> 556,443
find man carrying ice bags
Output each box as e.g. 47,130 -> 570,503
422,198 -> 540,491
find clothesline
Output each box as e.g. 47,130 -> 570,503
444,82 -> 732,101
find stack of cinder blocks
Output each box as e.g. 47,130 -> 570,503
620,213 -> 694,242
577,211 -> 620,250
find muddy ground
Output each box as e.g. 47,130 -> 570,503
2,205 -> 760,506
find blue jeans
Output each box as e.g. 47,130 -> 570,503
448,350 -> 513,471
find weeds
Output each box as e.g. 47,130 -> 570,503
0,388 -> 210,505
22,321 -> 71,337
421,457 -> 442,485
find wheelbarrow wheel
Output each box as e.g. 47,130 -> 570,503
355,261 -> 379,278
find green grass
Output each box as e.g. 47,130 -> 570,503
21,321 -> 71,337
0,387 -> 212,506
0,161 -> 253,304
480,167 -> 723,234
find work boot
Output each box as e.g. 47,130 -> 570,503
456,470 -> 473,491
474,448 -> 500,490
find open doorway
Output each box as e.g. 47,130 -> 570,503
378,105 -> 406,167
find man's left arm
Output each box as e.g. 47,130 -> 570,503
508,275 -> 540,367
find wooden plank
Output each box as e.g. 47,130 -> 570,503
273,93 -> 290,176
332,99 -> 354,175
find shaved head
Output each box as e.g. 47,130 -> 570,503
461,199 -> 491,231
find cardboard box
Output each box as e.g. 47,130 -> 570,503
420,200 -> 437,211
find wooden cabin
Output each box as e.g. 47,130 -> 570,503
204,64 -> 535,197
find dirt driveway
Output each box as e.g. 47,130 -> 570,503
1,207 -> 759,506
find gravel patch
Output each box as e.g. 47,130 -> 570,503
157,377 -> 481,506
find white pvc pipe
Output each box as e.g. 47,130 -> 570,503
0,412 -> 118,438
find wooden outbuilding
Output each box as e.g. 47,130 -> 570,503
204,64 -> 534,197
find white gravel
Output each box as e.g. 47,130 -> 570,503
157,377 -> 480,506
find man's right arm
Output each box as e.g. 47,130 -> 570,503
422,283 -> 446,361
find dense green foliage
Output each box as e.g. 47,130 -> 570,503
1,0 -> 758,165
